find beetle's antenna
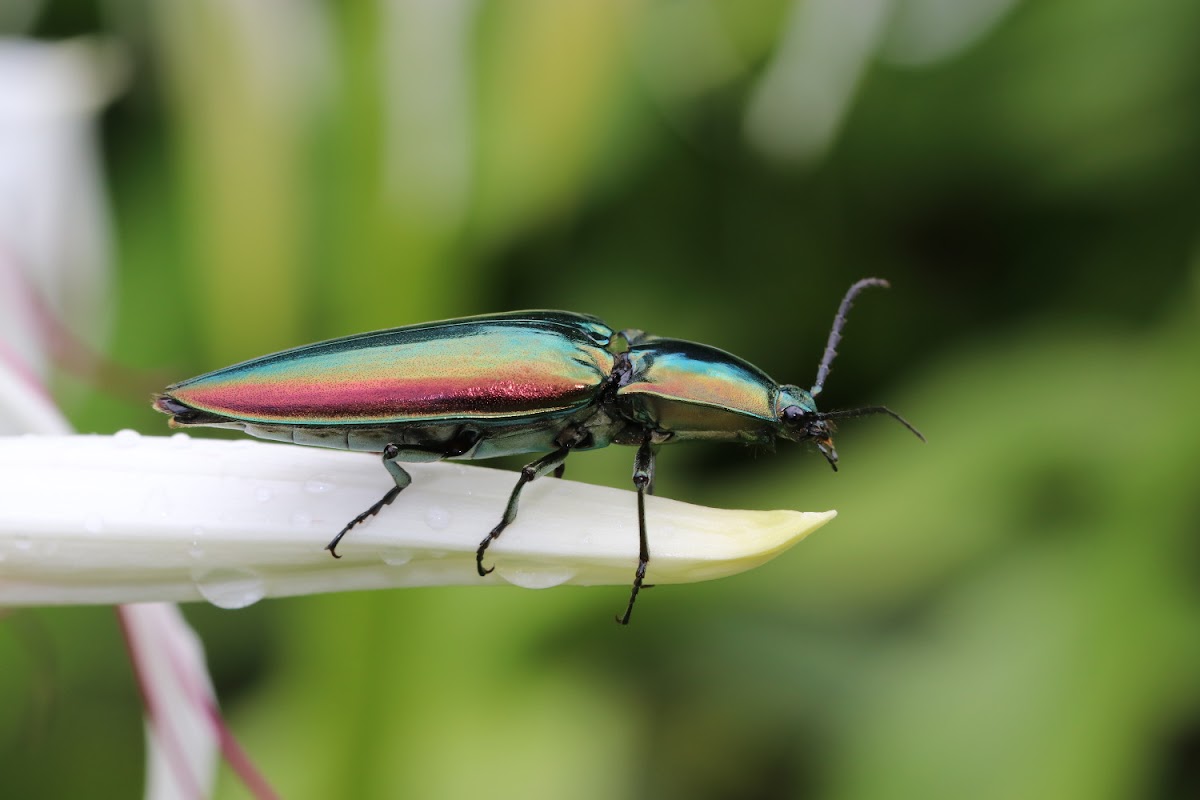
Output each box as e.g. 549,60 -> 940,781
818,405 -> 925,442
811,278 -> 890,397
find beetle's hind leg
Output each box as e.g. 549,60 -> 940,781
325,444 -> 414,558
617,434 -> 656,625
476,447 -> 571,576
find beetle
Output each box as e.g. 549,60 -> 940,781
154,278 -> 922,623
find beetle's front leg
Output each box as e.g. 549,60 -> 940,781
617,433 -> 656,625
325,444 -> 415,558
476,447 -> 572,576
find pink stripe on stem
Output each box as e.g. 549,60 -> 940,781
118,606 -> 280,800
117,608 -> 206,800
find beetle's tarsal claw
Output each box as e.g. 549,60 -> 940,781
327,485 -> 402,558
325,527 -> 350,558
476,537 -> 496,576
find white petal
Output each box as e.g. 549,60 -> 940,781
0,433 -> 834,606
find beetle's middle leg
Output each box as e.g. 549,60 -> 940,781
617,433 -> 656,625
476,447 -> 571,576
325,432 -> 479,558
324,445 -> 416,558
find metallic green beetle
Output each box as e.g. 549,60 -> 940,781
155,278 -> 922,622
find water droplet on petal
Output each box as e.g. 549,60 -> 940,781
290,511 -> 312,529
188,527 -> 205,559
114,429 -> 140,448
170,432 -> 191,447
193,567 -> 266,609
496,565 -> 575,590
382,551 -> 413,567
142,486 -> 170,519
425,505 -> 450,530
304,475 -> 336,494
255,486 -> 272,503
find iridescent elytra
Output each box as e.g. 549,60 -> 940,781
155,279 -> 923,623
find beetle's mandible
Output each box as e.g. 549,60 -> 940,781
154,278 -> 923,623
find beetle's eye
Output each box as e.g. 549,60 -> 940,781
782,405 -> 806,423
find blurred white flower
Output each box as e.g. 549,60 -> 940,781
745,0 -> 1020,163
0,36 -> 125,385
745,0 -> 891,164
0,36 -> 230,800
880,0 -> 1021,67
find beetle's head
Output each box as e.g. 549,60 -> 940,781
775,278 -> 925,471
776,384 -> 924,473
776,385 -> 839,469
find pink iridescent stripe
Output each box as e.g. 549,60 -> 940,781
169,331 -> 614,424
175,373 -> 598,422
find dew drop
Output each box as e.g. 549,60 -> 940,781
424,505 -> 451,530
83,515 -> 104,534
255,486 -> 273,503
170,432 -> 191,447
496,565 -> 575,590
290,511 -> 312,529
304,475 -> 336,494
188,527 -> 205,559
142,486 -> 170,519
113,429 -> 141,448
382,550 -> 413,567
193,567 -> 266,609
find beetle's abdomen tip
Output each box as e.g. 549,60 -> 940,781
153,393 -> 226,426
152,394 -> 185,428
153,394 -> 185,415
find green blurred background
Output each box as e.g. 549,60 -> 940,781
3,1 -> 1199,797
